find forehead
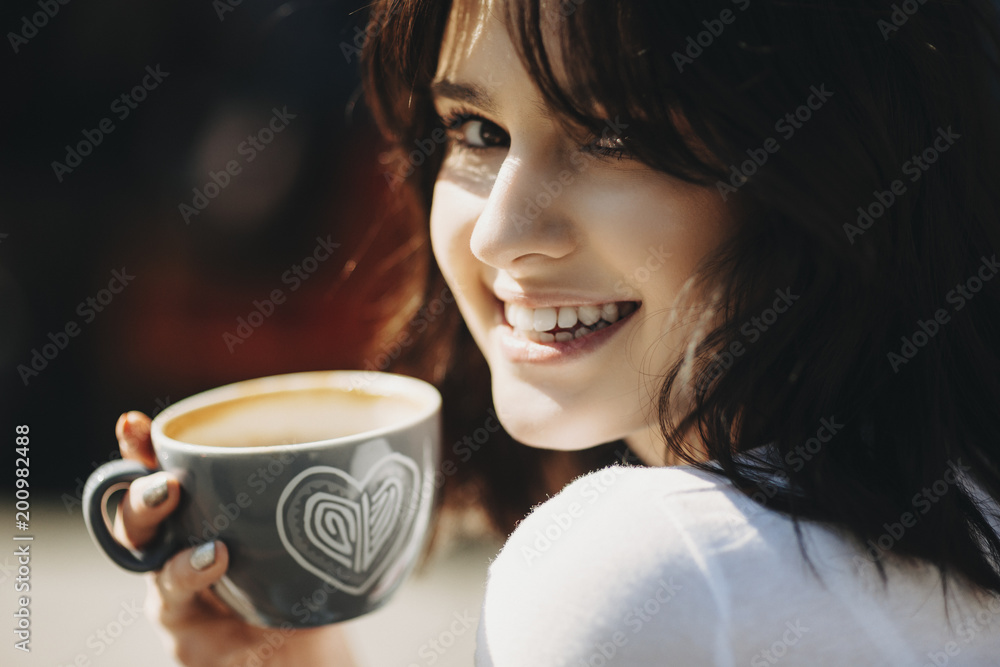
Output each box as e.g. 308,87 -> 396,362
432,0 -> 576,115
435,0 -> 509,85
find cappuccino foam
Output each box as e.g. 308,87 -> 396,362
163,387 -> 425,448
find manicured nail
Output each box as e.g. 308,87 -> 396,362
141,476 -> 169,508
190,541 -> 216,571
123,411 -> 148,438
116,412 -> 129,433
118,413 -> 139,447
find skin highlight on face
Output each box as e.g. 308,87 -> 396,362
429,0 -> 737,464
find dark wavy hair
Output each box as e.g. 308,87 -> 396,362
361,0 -> 1000,597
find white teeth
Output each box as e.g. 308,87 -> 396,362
533,307 -> 558,332
504,300 -> 638,336
557,307 -> 578,329
601,303 -> 619,323
577,305 -> 602,326
515,306 -> 534,331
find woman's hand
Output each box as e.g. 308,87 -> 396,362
113,411 -> 357,667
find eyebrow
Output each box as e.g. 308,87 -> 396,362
429,78 -> 500,115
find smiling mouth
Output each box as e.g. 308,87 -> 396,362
501,301 -> 641,343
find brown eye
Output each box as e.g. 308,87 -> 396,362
446,115 -> 509,149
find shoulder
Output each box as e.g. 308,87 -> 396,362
509,463 -> 795,571
475,464 -> 1000,666
477,464 -> 806,665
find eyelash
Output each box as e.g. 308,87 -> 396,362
586,142 -> 630,160
437,107 -> 631,160
439,108 -> 505,153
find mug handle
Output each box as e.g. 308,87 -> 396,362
83,459 -> 178,572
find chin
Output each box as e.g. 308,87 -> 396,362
490,382 -> 632,451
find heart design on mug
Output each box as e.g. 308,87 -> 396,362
276,453 -> 421,595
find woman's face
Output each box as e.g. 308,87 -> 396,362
429,1 -> 737,458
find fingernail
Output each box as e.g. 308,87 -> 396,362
122,412 -> 148,438
115,412 -> 130,440
190,541 -> 216,571
141,477 -> 169,508
119,414 -> 138,447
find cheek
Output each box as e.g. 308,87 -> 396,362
430,179 -> 485,287
595,180 -> 735,290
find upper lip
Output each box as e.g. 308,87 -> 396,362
491,286 -> 637,309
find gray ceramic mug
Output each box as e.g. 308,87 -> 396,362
83,370 -> 440,627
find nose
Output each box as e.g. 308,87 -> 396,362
469,150 -> 578,270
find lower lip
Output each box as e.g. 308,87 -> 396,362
495,307 -> 639,363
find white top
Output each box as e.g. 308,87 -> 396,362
474,459 -> 1000,666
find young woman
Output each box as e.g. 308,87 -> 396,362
110,0 -> 1000,664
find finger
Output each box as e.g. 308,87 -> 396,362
153,541 -> 231,628
114,471 -> 180,549
116,411 -> 157,469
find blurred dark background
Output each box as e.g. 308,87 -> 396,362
0,0 -> 423,505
